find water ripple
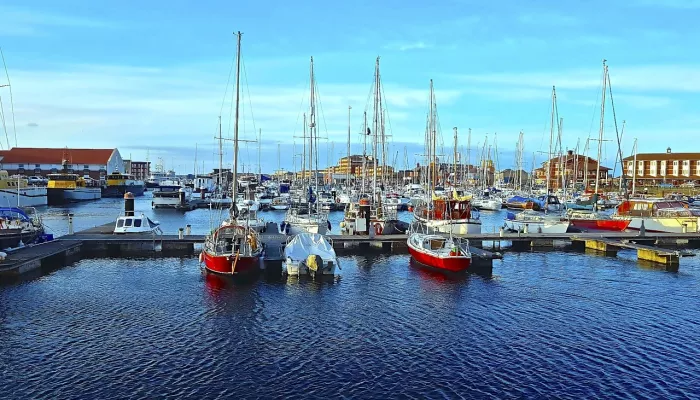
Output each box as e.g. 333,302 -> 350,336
1,250 -> 700,399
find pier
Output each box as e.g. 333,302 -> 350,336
1,222 -> 699,278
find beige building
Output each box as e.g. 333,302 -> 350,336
622,148 -> 700,185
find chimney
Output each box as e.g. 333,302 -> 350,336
667,147 -> 672,154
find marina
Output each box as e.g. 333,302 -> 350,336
3,4 -> 700,397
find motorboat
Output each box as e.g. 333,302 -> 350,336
284,233 -> 339,277
471,197 -> 502,211
340,196 -> 399,235
407,229 -> 471,272
504,210 -> 570,233
114,214 -> 162,234
271,196 -> 290,210
613,199 -> 700,233
152,181 -> 191,209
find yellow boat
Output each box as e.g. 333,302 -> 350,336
47,173 -> 101,205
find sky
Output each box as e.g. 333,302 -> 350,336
0,0 -> 698,175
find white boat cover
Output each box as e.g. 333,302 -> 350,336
284,233 -> 336,262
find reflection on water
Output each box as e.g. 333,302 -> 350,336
1,251 -> 699,398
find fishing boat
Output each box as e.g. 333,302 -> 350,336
567,209 -> 630,231
0,207 -> 45,249
613,199 -> 700,233
102,171 -> 146,197
46,173 -> 101,205
201,32 -> 263,276
407,227 -> 471,272
0,171 -> 47,207
284,232 -> 339,277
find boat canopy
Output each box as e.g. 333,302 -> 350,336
284,233 -> 336,262
0,207 -> 31,221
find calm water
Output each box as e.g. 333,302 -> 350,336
2,196 -> 700,398
2,249 -> 700,398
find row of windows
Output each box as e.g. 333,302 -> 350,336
18,164 -> 96,169
627,160 -> 700,176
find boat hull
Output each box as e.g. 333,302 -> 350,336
569,219 -> 630,231
102,184 -> 146,198
202,251 -> 261,275
416,217 -> 482,235
407,243 -> 471,272
0,187 -> 48,207
504,219 -> 570,234
47,188 -> 101,205
0,228 -> 43,249
625,217 -> 699,233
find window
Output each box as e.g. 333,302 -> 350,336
84,165 -> 89,169
35,164 -> 40,168
683,160 -> 691,176
627,161 -> 634,177
134,219 -> 142,227
638,161 -> 644,176
696,161 -> 700,176
125,219 -> 133,227
18,164 -> 24,168
673,160 -> 680,176
660,160 -> 667,176
650,161 -> 657,176
117,219 -> 124,228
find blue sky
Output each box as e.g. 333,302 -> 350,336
0,0 -> 698,174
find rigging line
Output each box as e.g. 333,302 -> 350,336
314,78 -> 330,143
606,69 -> 626,195
291,80 -> 309,151
0,49 -> 17,146
586,66 -> 607,143
0,95 -> 9,149
218,42 -> 237,118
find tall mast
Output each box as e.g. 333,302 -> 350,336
546,86 -> 556,209
372,57 -> 379,202
309,57 -> 315,209
347,105 -> 351,187
230,31 -> 242,215
631,138 -> 638,195
595,60 -> 608,196
258,128 -> 262,181
217,116 -> 223,189
362,111 -> 367,194
428,80 -> 434,196
467,128 -> 471,187
453,127 -> 458,187
302,113 -> 307,187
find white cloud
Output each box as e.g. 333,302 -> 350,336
383,41 -> 432,51
0,6 -> 117,36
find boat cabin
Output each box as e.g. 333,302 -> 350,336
418,199 -> 473,221
207,225 -> 258,256
114,214 -> 161,234
616,199 -> 698,217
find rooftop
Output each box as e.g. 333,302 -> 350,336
0,148 -> 116,165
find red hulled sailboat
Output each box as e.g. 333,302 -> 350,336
200,32 -> 263,276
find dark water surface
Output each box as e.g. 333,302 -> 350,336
2,248 -> 700,399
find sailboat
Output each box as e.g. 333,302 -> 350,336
504,86 -> 569,233
201,32 -> 263,276
341,57 -> 398,235
413,80 -> 481,235
282,57 -> 330,236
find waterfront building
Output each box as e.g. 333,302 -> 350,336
123,160 -> 150,181
534,151 -> 611,189
622,147 -> 700,186
0,147 -> 124,181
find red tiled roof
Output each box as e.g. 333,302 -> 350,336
0,148 -> 115,165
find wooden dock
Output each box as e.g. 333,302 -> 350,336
0,240 -> 82,277
2,221 -> 699,279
